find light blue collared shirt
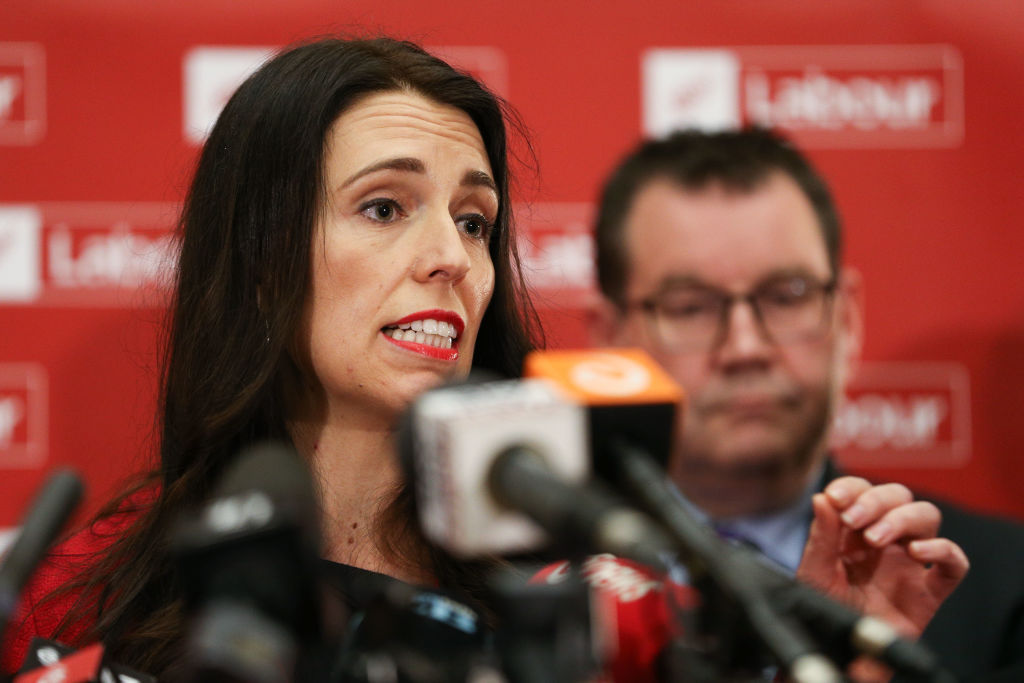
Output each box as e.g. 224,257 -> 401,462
668,462 -> 825,574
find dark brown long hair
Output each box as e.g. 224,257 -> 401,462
49,36 -> 541,676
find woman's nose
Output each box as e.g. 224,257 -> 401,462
411,209 -> 472,283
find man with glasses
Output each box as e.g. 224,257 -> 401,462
587,128 -> 1024,680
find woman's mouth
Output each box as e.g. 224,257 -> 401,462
381,316 -> 460,361
382,318 -> 457,349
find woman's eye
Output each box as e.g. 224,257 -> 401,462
361,199 -> 402,223
458,213 -> 493,241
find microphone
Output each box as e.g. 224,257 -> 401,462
523,348 -> 682,474
0,469 -> 84,644
400,374 -> 697,682
14,637 -> 156,682
13,641 -> 104,683
399,373 -> 675,570
169,440 -> 336,683
526,347 -> 952,682
487,563 -> 600,683
332,580 -> 492,683
525,348 -> 845,682
757,559 -> 951,681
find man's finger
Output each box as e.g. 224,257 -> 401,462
909,538 -> 971,599
862,500 -> 942,547
835,482 -> 914,530
824,476 -> 873,508
796,493 -> 844,583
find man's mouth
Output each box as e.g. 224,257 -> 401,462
721,396 -> 782,411
382,318 -> 458,350
700,385 -> 801,416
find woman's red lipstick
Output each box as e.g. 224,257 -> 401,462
381,310 -> 464,361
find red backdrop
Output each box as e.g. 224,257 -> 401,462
2,0 -> 1023,532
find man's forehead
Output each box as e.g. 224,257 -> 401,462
623,173 -> 831,293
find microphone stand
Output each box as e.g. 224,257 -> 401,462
487,564 -> 599,683
604,436 -> 957,683
0,469 -> 83,648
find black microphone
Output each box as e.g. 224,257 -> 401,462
492,444 -> 680,571
526,347 -> 953,683
524,348 -> 848,683
169,440 -> 338,683
0,469 -> 84,644
399,373 -> 676,571
332,579 -> 492,683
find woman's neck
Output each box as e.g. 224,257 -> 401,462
289,414 -> 434,585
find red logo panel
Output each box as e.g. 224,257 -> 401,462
183,45 -> 507,145
644,45 -> 964,148
0,364 -> 48,469
0,42 -> 45,145
515,203 -> 596,309
0,202 -> 179,307
832,362 -> 971,468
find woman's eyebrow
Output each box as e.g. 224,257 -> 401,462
339,157 -> 425,189
462,169 -> 497,193
337,158 -> 496,197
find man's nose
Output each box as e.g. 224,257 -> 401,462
713,298 -> 775,363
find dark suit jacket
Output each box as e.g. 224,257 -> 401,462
823,459 -> 1024,682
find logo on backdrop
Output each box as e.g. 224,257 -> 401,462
0,203 -> 178,307
9,200 -> 595,311
0,363 -> 48,468
183,45 -> 508,144
0,42 -> 45,145
183,46 -> 276,144
516,202 -> 596,309
832,362 -> 971,467
643,45 -> 964,148
0,206 -> 42,302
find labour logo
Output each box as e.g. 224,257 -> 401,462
0,42 -> 45,145
643,45 -> 963,148
183,46 -> 275,144
0,364 -> 48,469
832,361 -> 971,467
0,205 -> 42,303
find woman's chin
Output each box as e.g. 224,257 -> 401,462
387,371 -> 462,412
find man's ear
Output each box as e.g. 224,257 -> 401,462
584,294 -> 628,347
837,266 -> 864,381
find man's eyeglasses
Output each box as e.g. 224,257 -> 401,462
628,275 -> 837,352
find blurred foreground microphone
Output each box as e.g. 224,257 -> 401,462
399,374 -> 678,682
332,578 -> 492,683
170,441 -> 334,683
524,349 -> 838,682
526,348 -> 950,683
524,348 -> 682,473
14,637 -> 155,682
400,373 -> 673,569
0,469 -> 83,644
